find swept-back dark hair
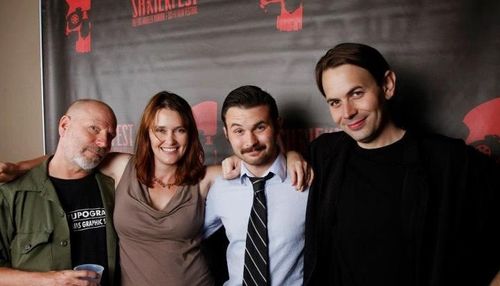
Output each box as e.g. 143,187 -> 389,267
315,43 -> 391,97
135,91 -> 205,187
221,85 -> 279,127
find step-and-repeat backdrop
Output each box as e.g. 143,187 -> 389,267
42,0 -> 500,164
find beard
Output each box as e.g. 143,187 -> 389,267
72,146 -> 107,171
72,156 -> 100,170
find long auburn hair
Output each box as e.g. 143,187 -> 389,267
135,91 -> 206,187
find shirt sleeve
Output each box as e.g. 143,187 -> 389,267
202,184 -> 222,239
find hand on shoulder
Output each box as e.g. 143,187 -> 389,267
221,155 -> 241,180
0,155 -> 47,183
0,162 -> 19,183
285,151 -> 313,192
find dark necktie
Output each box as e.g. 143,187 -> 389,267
243,172 -> 274,286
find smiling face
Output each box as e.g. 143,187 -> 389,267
224,105 -> 280,176
149,108 -> 188,168
322,64 -> 398,149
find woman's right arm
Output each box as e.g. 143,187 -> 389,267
97,153 -> 132,187
199,165 -> 222,199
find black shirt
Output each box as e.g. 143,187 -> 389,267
336,135 -> 409,286
50,174 -> 109,286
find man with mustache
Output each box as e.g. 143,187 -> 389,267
204,85 -> 308,286
304,43 -> 500,286
0,99 -> 119,286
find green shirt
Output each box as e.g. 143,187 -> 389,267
0,158 -> 119,286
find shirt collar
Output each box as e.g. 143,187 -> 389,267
239,153 -> 286,184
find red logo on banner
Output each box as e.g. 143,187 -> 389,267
130,0 -> 199,27
463,98 -> 500,163
260,0 -> 303,32
192,101 -> 218,145
65,0 -> 92,53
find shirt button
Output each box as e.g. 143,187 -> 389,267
60,240 -> 68,247
24,244 -> 32,251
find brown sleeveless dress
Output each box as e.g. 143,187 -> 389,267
113,158 -> 213,286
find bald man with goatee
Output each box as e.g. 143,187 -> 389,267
0,100 -> 120,286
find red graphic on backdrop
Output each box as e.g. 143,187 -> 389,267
463,98 -> 500,163
192,101 -> 218,145
65,0 -> 91,53
260,0 -> 303,32
131,0 -> 198,27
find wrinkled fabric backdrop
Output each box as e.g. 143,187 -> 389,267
42,0 -> 500,164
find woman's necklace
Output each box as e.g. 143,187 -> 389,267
153,177 -> 175,190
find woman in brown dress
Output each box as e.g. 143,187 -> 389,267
101,91 -> 219,286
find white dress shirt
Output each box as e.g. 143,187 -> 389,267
204,154 -> 308,286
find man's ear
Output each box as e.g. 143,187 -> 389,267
58,115 -> 71,136
383,70 -> 397,100
223,126 -> 229,140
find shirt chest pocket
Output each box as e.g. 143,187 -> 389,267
11,230 -> 53,270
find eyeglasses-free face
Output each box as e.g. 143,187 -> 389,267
149,108 -> 188,167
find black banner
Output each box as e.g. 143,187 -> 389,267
42,0 -> 500,163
